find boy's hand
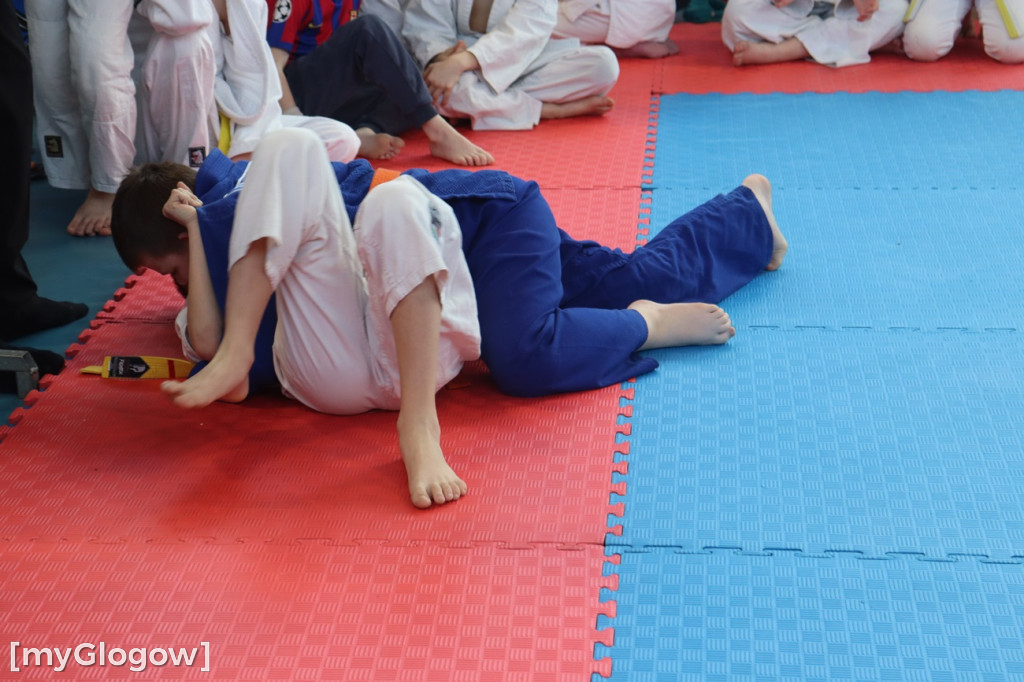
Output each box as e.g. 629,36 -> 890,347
852,0 -> 878,20
424,46 -> 478,106
162,182 -> 203,229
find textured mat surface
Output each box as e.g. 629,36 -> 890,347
601,87 -> 1024,680
647,186 -> 1024,329
615,329 -> 1024,560
3,541 -> 608,680
598,551 -> 1024,681
647,91 -> 1024,192
659,22 -> 1024,94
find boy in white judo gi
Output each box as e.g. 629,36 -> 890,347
26,0 -> 218,236
110,128 -> 788,509
903,0 -> 1024,62
402,0 -> 620,130
721,0 -> 909,66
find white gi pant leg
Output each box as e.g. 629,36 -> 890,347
903,0 -> 973,59
26,0 -> 136,192
229,128 -> 479,416
134,0 -> 218,166
554,0 -> 676,47
977,0 -> 1024,62
279,115 -> 362,163
442,44 -> 619,130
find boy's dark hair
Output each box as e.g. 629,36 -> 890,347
111,162 -> 198,271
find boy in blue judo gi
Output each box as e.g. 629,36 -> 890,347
111,128 -> 787,509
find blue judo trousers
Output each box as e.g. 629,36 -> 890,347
192,152 -> 774,398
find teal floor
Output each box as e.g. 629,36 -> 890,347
2,180 -> 130,420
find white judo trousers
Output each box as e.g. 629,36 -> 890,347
225,129 -> 481,415
903,0 -> 1024,62
26,0 -> 217,191
403,0 -> 619,130
553,0 -> 676,48
722,0 -> 909,66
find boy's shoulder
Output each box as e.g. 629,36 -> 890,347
405,168 -> 519,202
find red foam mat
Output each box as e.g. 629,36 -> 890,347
0,54 -> 654,680
659,22 -> 1024,94
1,541 -> 611,680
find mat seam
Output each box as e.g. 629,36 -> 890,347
593,93 -> 663,681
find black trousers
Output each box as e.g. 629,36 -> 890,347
284,14 -> 437,135
0,0 -> 38,311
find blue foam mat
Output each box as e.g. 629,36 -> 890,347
646,187 -> 1024,330
614,329 -> 1024,560
602,89 -> 1024,680
597,551 -> 1024,682
648,92 -> 1024,192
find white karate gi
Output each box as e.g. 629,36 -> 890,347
903,0 -> 1024,62
360,0 -> 410,34
26,0 -> 216,192
721,0 -> 909,66
553,0 -> 676,49
402,0 -> 619,130
209,0 -> 360,162
177,128 -> 480,415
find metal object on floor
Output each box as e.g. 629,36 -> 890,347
0,349 -> 39,399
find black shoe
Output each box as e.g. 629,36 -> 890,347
0,296 -> 89,341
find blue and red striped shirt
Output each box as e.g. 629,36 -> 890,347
266,0 -> 361,60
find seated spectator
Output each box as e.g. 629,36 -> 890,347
721,0 -> 908,66
403,0 -> 620,130
903,0 -> 1024,63
211,0 -> 360,163
266,0 -> 493,165
553,0 -> 679,59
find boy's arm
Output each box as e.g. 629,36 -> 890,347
270,47 -> 301,114
163,183 -> 223,360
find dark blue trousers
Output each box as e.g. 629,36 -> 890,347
449,180 -> 774,397
284,15 -> 437,135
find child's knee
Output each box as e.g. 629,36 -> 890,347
256,127 -> 324,160
585,45 -> 620,90
358,178 -> 437,244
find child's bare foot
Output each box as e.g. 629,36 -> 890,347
741,173 -> 788,270
733,38 -> 809,65
875,36 -> 905,56
423,115 -> 494,166
398,417 -> 467,509
356,127 -> 405,160
629,300 -> 736,350
161,352 -> 250,408
67,188 -> 114,237
541,95 -> 615,120
617,39 -> 680,59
